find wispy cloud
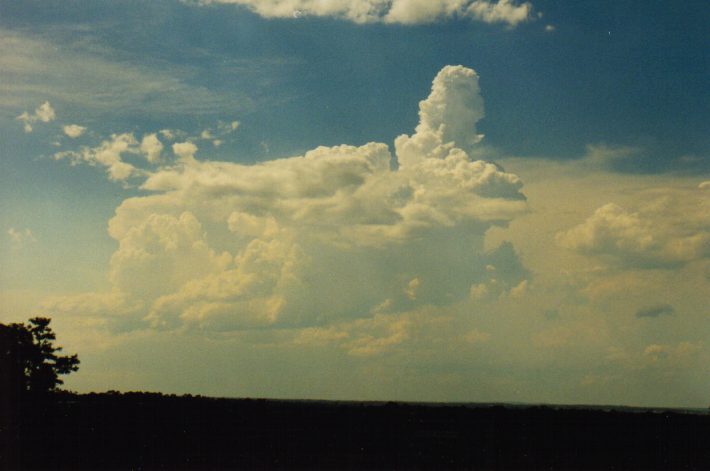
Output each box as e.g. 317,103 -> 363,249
7,227 -> 37,247
0,28 -> 284,121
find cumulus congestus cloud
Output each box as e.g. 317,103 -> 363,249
49,65 -> 529,334
556,186 -> 710,269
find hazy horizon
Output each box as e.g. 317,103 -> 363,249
2,0 -> 709,408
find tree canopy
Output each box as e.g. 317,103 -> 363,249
0,317 -> 79,398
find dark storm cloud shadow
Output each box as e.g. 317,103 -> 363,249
636,303 -> 674,319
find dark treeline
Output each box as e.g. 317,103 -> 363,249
3,319 -> 710,469
1,317 -> 79,400
4,391 -> 710,470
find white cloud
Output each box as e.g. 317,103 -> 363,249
39,146 -> 710,405
195,0 -> 534,26
16,101 -> 56,133
385,0 -> 469,24
395,65 -> 486,167
545,24 -> 555,32
172,141 -> 199,162
557,185 -> 710,268
49,65 -> 529,332
140,133 -> 164,163
465,0 -> 533,26
197,120 -> 240,144
54,131 -> 169,181
557,203 -> 655,257
159,129 -> 176,140
109,212 -> 232,302
54,133 -> 140,181
63,124 -> 87,138
35,101 -> 56,122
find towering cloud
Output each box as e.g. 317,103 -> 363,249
50,65 -> 528,334
395,65 -> 485,167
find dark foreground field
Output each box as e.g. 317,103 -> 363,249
4,392 -> 710,470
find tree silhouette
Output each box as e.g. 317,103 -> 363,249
0,317 -> 79,398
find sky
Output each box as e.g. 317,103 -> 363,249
1,0 -> 709,408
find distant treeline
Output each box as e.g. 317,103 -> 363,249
4,391 -> 710,470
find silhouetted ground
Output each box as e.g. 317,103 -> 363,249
3,392 -> 710,469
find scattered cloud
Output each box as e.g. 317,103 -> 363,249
545,24 -> 555,32
192,0 -> 535,27
556,185 -> 710,268
63,124 -> 87,139
159,129 -> 176,140
172,141 -> 199,162
16,101 -> 56,133
140,133 -> 164,164
643,341 -> 701,365
54,133 -> 164,182
196,120 -> 241,144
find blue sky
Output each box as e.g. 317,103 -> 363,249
3,0 -> 708,163
1,0 -> 709,406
